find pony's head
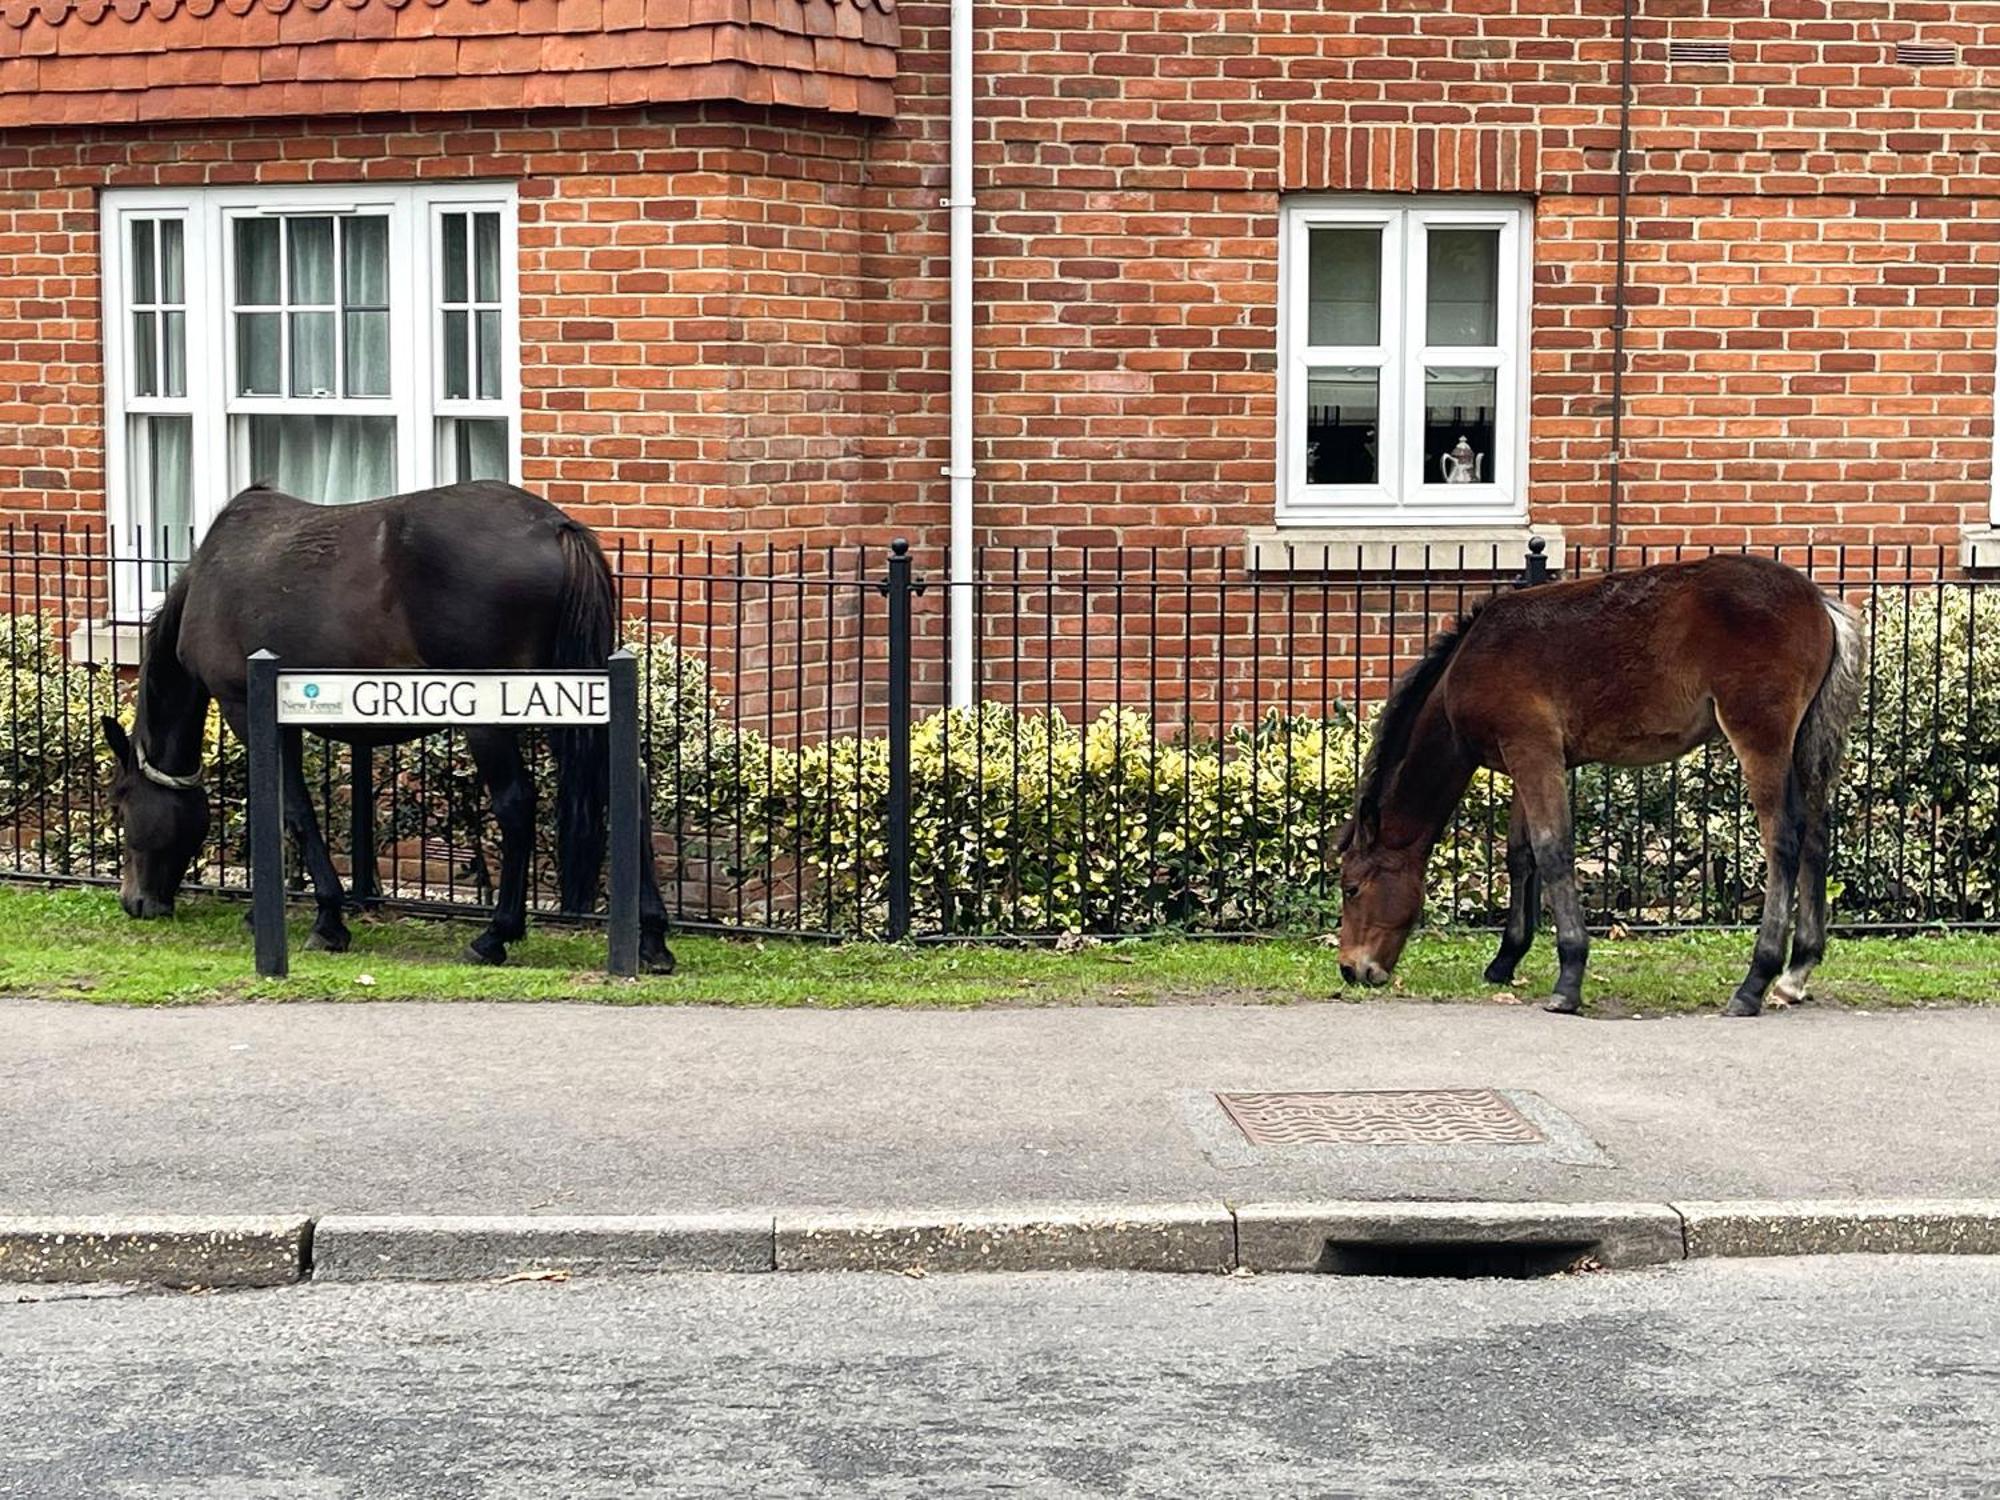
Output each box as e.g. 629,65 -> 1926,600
1334,803 -> 1426,987
102,716 -> 208,919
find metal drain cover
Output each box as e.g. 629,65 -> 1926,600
1215,1088 -> 1547,1148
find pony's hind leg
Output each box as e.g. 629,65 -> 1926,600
1504,746 -> 1589,1015
1484,789 -> 1540,985
635,764 -> 675,975
1720,726 -> 1804,1019
1776,797 -> 1830,1006
280,729 -> 351,952
465,729 -> 536,966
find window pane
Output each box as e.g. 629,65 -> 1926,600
442,213 -> 468,304
163,311 -> 187,398
236,312 -> 282,396
289,310 -> 337,397
343,215 -> 390,308
1307,228 -> 1380,346
131,312 -> 159,399
443,308 -> 470,399
244,414 -> 397,506
474,212 -> 501,303
440,417 -> 509,483
131,414 -> 192,587
288,216 -> 336,305
130,219 -> 157,305
1426,229 -> 1501,347
160,220 -> 185,305
235,217 -> 281,305
344,310 -> 390,397
476,309 -> 502,400
1304,368 -> 1379,486
1425,367 -> 1498,486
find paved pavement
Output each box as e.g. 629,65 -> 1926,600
4,1257 -> 1997,1497
2,998 -> 1995,1215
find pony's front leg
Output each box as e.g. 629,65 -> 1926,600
466,729 -> 535,966
1505,750 -> 1588,1015
281,729 -> 351,952
1484,789 -> 1540,985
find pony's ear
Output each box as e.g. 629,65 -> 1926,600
1334,817 -> 1356,854
1355,794 -> 1381,844
101,716 -> 132,770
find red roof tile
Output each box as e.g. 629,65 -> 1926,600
0,0 -> 896,124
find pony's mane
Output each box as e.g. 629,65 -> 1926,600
132,568 -> 196,748
1355,603 -> 1487,830
142,567 -> 190,667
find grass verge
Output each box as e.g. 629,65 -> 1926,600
2,885 -> 1996,1013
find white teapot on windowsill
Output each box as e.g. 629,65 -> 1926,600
1440,435 -> 1483,484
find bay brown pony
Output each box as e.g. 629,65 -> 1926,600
100,480 -> 675,972
1336,554 -> 1865,1017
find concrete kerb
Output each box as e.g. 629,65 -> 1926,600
312,1215 -> 777,1281
7,1202 -> 2000,1286
775,1205 -> 1236,1273
0,1216 -> 311,1287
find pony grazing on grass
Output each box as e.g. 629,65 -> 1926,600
1336,554 -> 1864,1017
101,480 -> 675,973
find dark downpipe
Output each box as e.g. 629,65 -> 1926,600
1607,0 -> 1637,568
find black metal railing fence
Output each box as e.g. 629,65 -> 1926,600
4,524 -> 1995,939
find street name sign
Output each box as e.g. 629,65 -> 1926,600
276,670 -> 610,727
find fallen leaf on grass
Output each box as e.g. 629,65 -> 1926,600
900,1267 -> 927,1279
355,973 -> 377,988
1492,992 -> 1521,1006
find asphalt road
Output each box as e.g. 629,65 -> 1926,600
4,1257 -> 1996,1498
6,999 -> 2000,1213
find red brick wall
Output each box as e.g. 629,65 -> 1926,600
3,0 -> 1999,566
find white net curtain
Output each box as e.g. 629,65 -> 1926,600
233,213 -> 397,505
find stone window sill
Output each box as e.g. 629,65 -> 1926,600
1962,526 -> 2000,573
67,621 -> 147,668
1247,525 -> 1565,575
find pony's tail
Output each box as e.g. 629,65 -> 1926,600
1788,594 -> 1867,832
551,520 -> 617,916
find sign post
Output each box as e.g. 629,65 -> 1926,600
248,656 -> 633,979
605,649 -> 640,978
247,650 -> 288,979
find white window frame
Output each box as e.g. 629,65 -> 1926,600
103,182 -> 520,615
1278,195 -> 1532,527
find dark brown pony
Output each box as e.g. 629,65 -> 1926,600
1336,554 -> 1865,1016
101,480 -> 675,972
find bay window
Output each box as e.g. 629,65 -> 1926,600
103,183 -> 518,612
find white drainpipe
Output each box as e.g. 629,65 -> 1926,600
946,0 -> 976,707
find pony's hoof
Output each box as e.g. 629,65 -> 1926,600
465,937 -> 508,967
1723,993 -> 1763,1018
641,944 -> 676,976
1484,959 -> 1518,985
306,927 -> 351,954
1772,977 -> 1810,1007
1542,994 -> 1581,1016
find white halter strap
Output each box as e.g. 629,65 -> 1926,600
135,745 -> 205,792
